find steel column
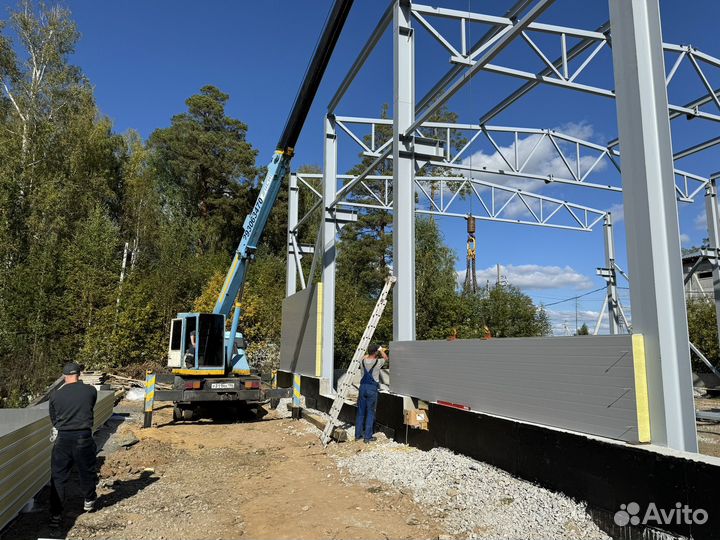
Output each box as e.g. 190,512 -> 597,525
603,214 -> 620,334
393,0 -> 415,341
286,174 -> 299,297
704,179 -> 720,353
322,116 -> 338,383
609,0 -> 697,451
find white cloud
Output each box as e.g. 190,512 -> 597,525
415,122 -> 613,221
457,122 -> 607,196
547,308 -> 602,335
458,264 -> 594,291
546,292 -> 632,336
695,211 -> 707,230
607,203 -> 624,223
680,233 -> 691,245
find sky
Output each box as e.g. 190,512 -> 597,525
5,0 -> 720,335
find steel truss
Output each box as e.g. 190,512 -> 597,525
408,3 -> 720,127
285,0 -> 718,451
293,171 -> 606,232
333,116 -> 711,203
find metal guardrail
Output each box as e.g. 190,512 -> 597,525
0,389 -> 114,532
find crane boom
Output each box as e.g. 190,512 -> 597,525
160,0 -> 354,421
214,0 -> 353,317
213,150 -> 291,315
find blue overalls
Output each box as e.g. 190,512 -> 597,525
355,359 -> 379,441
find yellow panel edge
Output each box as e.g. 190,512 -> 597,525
172,369 -> 226,376
315,282 -> 323,377
632,334 -> 651,443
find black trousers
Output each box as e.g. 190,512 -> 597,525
50,431 -> 98,515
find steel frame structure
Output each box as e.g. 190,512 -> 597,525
283,0 -> 720,452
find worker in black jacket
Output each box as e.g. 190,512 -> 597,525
48,362 -> 98,530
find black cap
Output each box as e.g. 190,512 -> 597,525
63,362 -> 83,376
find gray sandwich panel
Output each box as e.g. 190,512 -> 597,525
280,285 -> 320,376
390,335 -> 643,442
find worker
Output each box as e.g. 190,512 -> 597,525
48,362 -> 98,531
184,330 -> 196,368
355,343 -> 387,443
482,325 -> 492,340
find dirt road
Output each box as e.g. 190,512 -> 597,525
6,401 -> 442,540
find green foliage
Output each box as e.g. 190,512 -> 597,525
0,3 -> 292,405
0,6 -> 553,406
239,249 -> 286,343
333,214 -> 550,367
576,323 -> 590,336
681,238 -> 709,256
148,85 -> 259,254
480,285 -> 552,338
455,284 -> 552,339
415,217 -> 460,340
687,299 -> 719,372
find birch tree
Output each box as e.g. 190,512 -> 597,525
2,1 -> 78,178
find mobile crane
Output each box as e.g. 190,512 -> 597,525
160,0 -> 353,421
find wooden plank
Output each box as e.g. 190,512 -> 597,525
301,409 -> 348,442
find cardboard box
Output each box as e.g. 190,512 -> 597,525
404,408 -> 429,430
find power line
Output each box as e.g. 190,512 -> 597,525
541,286 -> 606,307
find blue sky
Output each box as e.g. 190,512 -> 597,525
9,0 -> 720,334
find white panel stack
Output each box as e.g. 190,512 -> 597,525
0,389 -> 114,531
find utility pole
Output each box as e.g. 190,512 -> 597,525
575,296 -> 578,334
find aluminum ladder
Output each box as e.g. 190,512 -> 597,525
320,274 -> 396,446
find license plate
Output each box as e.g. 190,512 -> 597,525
210,382 -> 234,389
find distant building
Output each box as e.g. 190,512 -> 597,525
682,251 -> 714,299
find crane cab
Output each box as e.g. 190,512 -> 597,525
168,313 -> 227,376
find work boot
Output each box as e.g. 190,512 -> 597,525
364,436 -> 377,443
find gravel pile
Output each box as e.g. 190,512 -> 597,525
336,443 -> 609,539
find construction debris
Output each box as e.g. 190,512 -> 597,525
108,373 -> 172,391
80,371 -> 109,386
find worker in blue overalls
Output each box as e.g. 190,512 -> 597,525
355,343 -> 387,443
